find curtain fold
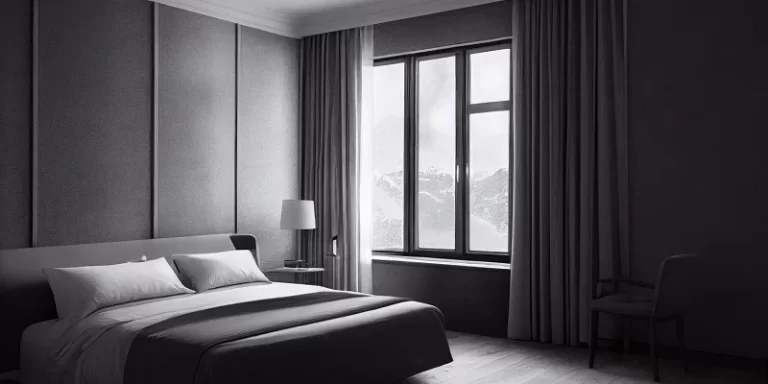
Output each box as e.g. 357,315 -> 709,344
508,0 -> 628,346
299,26 -> 374,293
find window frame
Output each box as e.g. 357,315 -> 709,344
373,40 -> 512,263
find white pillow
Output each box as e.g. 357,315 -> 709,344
173,250 -> 269,292
44,258 -> 194,320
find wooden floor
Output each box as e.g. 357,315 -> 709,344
404,332 -> 766,384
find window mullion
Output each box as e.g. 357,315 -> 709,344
467,101 -> 512,114
455,52 -> 467,257
405,57 -> 417,254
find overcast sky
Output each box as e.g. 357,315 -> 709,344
373,49 -> 510,179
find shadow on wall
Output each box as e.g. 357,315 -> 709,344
627,0 -> 768,359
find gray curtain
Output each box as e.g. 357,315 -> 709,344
299,27 -> 374,293
508,0 -> 630,346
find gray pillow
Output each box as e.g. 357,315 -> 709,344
173,250 -> 269,292
44,258 -> 194,320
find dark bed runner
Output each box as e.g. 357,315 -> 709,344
123,291 -> 408,384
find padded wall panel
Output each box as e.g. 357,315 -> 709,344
372,261 -> 510,338
238,27 -> 299,270
0,0 -> 32,249
374,1 -> 512,57
38,0 -> 152,246
157,6 -> 236,237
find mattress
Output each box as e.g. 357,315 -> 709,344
20,282 -> 451,384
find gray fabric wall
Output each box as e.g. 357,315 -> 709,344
0,3 -> 299,268
38,0 -> 153,246
157,5 -> 236,238
627,0 -> 768,358
0,0 -> 32,249
238,27 -> 299,271
373,1 -> 511,57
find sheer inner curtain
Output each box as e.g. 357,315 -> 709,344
508,0 -> 630,345
299,26 -> 374,293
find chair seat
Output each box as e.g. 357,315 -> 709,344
591,293 -> 654,316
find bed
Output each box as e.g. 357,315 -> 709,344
0,234 -> 452,384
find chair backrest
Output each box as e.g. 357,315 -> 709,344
652,254 -> 699,317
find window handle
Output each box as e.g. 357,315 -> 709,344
456,165 -> 460,182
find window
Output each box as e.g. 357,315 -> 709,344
372,43 -> 511,262
372,62 -> 405,251
417,56 -> 456,250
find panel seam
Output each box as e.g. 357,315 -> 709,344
152,3 -> 160,238
31,0 -> 39,247
234,24 -> 241,234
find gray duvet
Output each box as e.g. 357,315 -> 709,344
123,290 -> 452,384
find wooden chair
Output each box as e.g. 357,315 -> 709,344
588,254 -> 698,382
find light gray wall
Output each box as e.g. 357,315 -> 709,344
157,5 -> 236,238
38,0 -> 153,246
238,26 -> 300,271
0,4 -> 300,268
627,0 -> 768,358
0,0 -> 32,249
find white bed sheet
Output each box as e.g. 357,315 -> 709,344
20,282 -> 330,384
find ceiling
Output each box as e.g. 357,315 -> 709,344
151,0 -> 503,38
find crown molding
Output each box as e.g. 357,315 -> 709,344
296,0 -> 503,37
151,0 -> 504,39
150,0 -> 299,38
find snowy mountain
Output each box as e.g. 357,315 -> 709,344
373,167 -> 509,252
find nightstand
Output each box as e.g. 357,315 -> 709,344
266,267 -> 325,286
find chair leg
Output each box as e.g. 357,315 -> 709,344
589,310 -> 599,368
623,316 -> 631,356
650,319 -> 660,382
677,315 -> 688,373
764,359 -> 767,384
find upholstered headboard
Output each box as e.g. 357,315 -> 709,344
0,234 -> 259,373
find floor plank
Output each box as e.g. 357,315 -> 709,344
404,332 -> 765,384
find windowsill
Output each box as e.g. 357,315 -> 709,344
372,254 -> 510,271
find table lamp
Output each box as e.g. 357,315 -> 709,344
280,199 -> 315,269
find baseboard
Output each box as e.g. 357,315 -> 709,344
588,338 -> 767,373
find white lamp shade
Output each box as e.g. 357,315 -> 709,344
280,200 -> 316,230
